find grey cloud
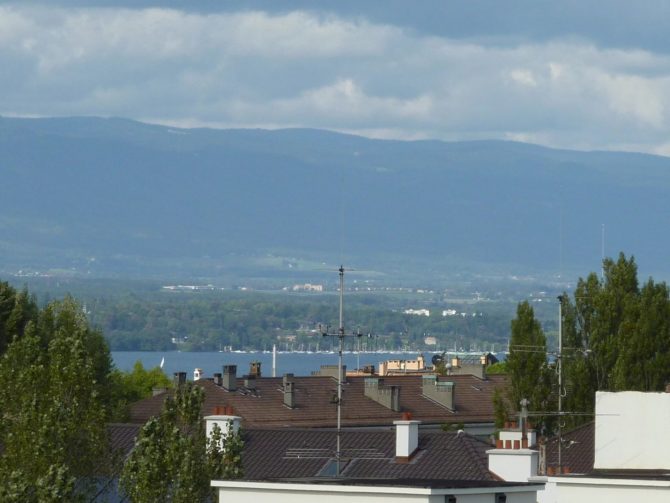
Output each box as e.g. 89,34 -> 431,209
1,5 -> 669,155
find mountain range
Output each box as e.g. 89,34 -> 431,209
2,116 -> 669,284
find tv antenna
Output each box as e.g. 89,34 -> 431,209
319,265 -> 364,476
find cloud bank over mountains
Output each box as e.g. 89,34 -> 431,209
1,1 -> 670,155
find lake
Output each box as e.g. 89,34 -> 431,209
112,350 -> 431,378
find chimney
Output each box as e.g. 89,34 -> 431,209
394,414 -> 420,462
152,387 -> 168,396
244,374 -> 256,391
213,373 -> 223,386
222,365 -> 237,391
421,375 -> 455,410
173,371 -> 187,387
487,422 -> 539,482
193,368 -> 203,381
249,361 -> 262,378
284,379 -> 295,408
364,377 -> 401,411
204,413 -> 242,450
318,364 -> 347,383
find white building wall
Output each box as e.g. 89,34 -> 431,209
487,448 -> 538,482
213,481 -> 539,503
554,478 -> 670,503
595,391 -> 670,470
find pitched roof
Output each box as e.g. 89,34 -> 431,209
545,421 -> 595,474
130,374 -> 507,428
109,423 -> 141,457
240,428 -> 497,481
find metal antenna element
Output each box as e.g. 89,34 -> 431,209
601,224 -> 606,279
320,265 -> 364,477
557,294 -> 565,472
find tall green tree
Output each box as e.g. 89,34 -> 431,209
560,253 -> 670,426
588,253 -> 639,390
121,382 -> 243,502
507,301 -> 553,431
0,297 -> 113,502
559,294 -> 595,429
612,278 -> 670,390
0,282 -> 38,355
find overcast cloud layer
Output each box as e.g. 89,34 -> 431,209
2,2 -> 670,154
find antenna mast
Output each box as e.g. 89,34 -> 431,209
557,294 -> 564,472
320,265 -> 363,477
601,224 -> 605,279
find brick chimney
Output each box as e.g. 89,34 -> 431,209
487,421 -> 538,482
249,361 -> 262,378
213,373 -> 223,386
394,414 -> 420,462
222,365 -> 237,391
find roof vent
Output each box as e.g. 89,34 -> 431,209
422,375 -> 455,410
222,365 -> 237,391
364,377 -> 401,411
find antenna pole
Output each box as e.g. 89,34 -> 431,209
319,265 -> 364,477
337,265 -> 344,476
557,295 -> 564,473
601,224 -> 605,279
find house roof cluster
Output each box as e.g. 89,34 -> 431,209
129,373 -> 508,429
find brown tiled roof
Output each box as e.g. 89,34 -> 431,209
241,429 -> 496,481
545,422 -> 594,474
129,374 -> 508,428
108,423 -> 141,458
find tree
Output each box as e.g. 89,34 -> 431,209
0,297 -> 113,502
612,278 -> 670,390
559,294 -> 595,429
506,301 -> 553,432
0,282 -> 38,355
560,253 -> 670,427
109,360 -> 172,421
587,253 -> 639,391
121,382 -> 243,502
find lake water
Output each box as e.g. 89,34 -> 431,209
112,350 -> 430,378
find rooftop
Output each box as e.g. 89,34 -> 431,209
240,428 -> 495,481
130,373 -> 507,428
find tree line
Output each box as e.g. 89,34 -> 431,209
503,253 -> 670,432
85,292 -> 513,352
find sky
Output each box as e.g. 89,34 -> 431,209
2,0 -> 670,155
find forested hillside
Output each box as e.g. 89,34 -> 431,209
3,116 -> 670,283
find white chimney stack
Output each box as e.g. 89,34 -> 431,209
205,414 -> 241,449
394,414 -> 420,461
